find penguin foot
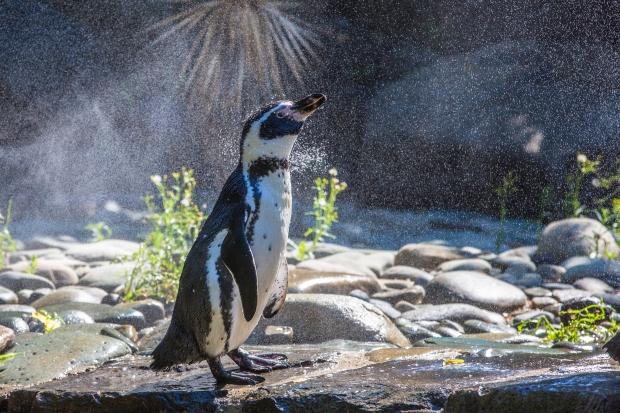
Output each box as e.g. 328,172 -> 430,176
207,355 -> 265,385
228,348 -> 291,373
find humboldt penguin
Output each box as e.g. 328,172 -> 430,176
151,94 -> 327,384
604,331 -> 620,362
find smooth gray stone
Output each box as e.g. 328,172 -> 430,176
425,271 -> 527,312
64,240 -> 140,262
371,286 -> 425,306
311,242 -> 351,259
246,294 -> 411,348
435,259 -> 492,274
395,244 -> 468,271
490,256 -> 536,275
3,261 -> 79,288
434,326 -> 462,337
0,304 -> 36,313
463,320 -> 518,335
535,218 -> 620,264
0,286 -> 18,305
394,318 -> 441,343
497,246 -> 538,260
562,257 -> 620,287
531,296 -> 558,309
412,337 -> 566,356
115,299 -> 165,325
400,303 -> 506,325
53,309 -> 95,325
542,282 -> 574,290
0,271 -> 55,292
536,264 -> 566,282
573,277 -> 614,294
512,311 -> 555,326
368,299 -> 401,320
593,293 -> 620,312
516,273 -> 542,288
348,289 -> 370,301
552,288 -> 592,303
380,266 -> 434,286
78,263 -> 134,292
0,323 -> 131,387
0,313 -> 30,333
30,287 -> 103,308
523,287 -> 552,297
39,302 -> 146,330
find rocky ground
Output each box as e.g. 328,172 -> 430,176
1,209 -> 620,412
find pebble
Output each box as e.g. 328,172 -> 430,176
535,218 -> 620,264
358,251 -> 395,276
55,309 -> 95,325
434,326 -> 462,337
573,277 -> 614,294
348,289 -> 370,301
0,313 -> 30,333
294,260 -> 366,276
30,287 -> 103,308
394,301 -> 419,312
552,288 -> 592,303
115,299 -> 165,326
39,302 -> 147,330
8,248 -> 62,261
3,261 -> 79,288
531,296 -> 558,309
288,270 -> 381,295
0,325 -> 15,353
317,252 -> 378,278
523,287 -> 552,298
511,311 -> 555,326
64,240 -> 140,262
490,256 -> 536,275
536,264 -> 566,282
435,258 -> 492,274
399,303 -> 506,325
311,242 -> 351,258
559,297 -> 612,325
394,318 -> 441,343
78,263 -> 135,293
101,293 -> 122,306
0,287 -> 18,305
595,293 -> 620,312
561,257 -> 620,287
394,244 -> 468,271
371,286 -> 425,306
28,288 -> 52,304
0,271 -> 55,292
425,271 -> 527,312
516,273 -> 542,288
368,299 -> 401,320
463,319 -> 518,334
379,266 -> 434,286
498,246 -> 538,260
542,282 -> 574,290
377,279 -> 414,290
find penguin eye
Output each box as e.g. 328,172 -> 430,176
275,112 -> 285,119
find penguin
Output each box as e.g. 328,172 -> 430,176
604,331 -> 620,362
151,93 -> 327,385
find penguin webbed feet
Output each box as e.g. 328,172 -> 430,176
228,348 -> 290,373
207,356 -> 266,385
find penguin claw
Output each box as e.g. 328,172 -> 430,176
229,349 -> 291,373
217,370 -> 266,385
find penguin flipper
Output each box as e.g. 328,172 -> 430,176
222,206 -> 258,322
263,257 -> 288,318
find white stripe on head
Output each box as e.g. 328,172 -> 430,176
242,102 -> 298,164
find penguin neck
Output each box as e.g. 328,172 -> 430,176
240,129 -> 297,174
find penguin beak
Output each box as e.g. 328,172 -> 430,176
290,94 -> 326,115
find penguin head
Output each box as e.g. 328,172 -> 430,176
241,94 -> 326,162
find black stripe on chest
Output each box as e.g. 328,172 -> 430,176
245,156 -> 289,245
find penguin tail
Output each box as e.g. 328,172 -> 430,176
604,331 -> 620,362
150,320 -> 202,370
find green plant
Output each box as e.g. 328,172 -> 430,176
85,222 -> 112,242
564,152 -> 600,218
293,168 -> 347,261
32,310 -> 64,334
26,255 -> 38,275
0,352 -> 19,364
537,185 -> 554,242
517,302 -> 619,344
495,171 -> 518,253
123,168 -> 206,303
0,200 -> 18,269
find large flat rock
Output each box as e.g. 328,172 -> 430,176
4,346 -> 619,412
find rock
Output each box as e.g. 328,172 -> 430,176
17,289 -> 33,304
542,282 -> 574,290
380,266 -> 434,286
459,246 -> 484,258
0,324 -> 15,352
395,244 -> 468,271
394,318 -> 441,343
412,337 -> 565,356
523,287 -> 552,298
115,299 -> 165,325
515,273 -> 542,288
30,287 -> 104,308
536,264 -> 566,282
348,289 -> 369,301
116,325 -> 138,342
29,288 -> 52,304
8,248 -> 61,261
425,271 -> 527,312
78,263 -> 134,292
368,299 -> 401,320
531,296 -> 559,309
54,309 -> 95,325
0,313 -> 30,333
435,326 -> 462,337
287,269 -> 381,295
535,218 -> 620,264
491,256 -> 536,276
435,259 -> 492,274
0,304 -> 36,314
561,257 -> 620,287
559,297 -> 612,325
377,279 -> 414,290
573,277 -> 614,294
0,286 -> 18,304
594,293 -> 620,312
64,240 -> 140,262
394,301 -> 418,312
463,320 -> 518,334
0,324 -> 132,388
511,311 -> 555,326
371,286 -> 425,306
294,260 -> 366,277
100,327 -> 139,353
358,252 -> 395,276
0,271 -> 55,292
39,302 -> 146,330
3,261 -> 79,287
498,246 -> 538,260
246,294 -> 411,348
400,303 -> 506,325
552,288 -> 592,303
317,253 -> 378,278
496,273 -> 519,285
101,293 -> 122,306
